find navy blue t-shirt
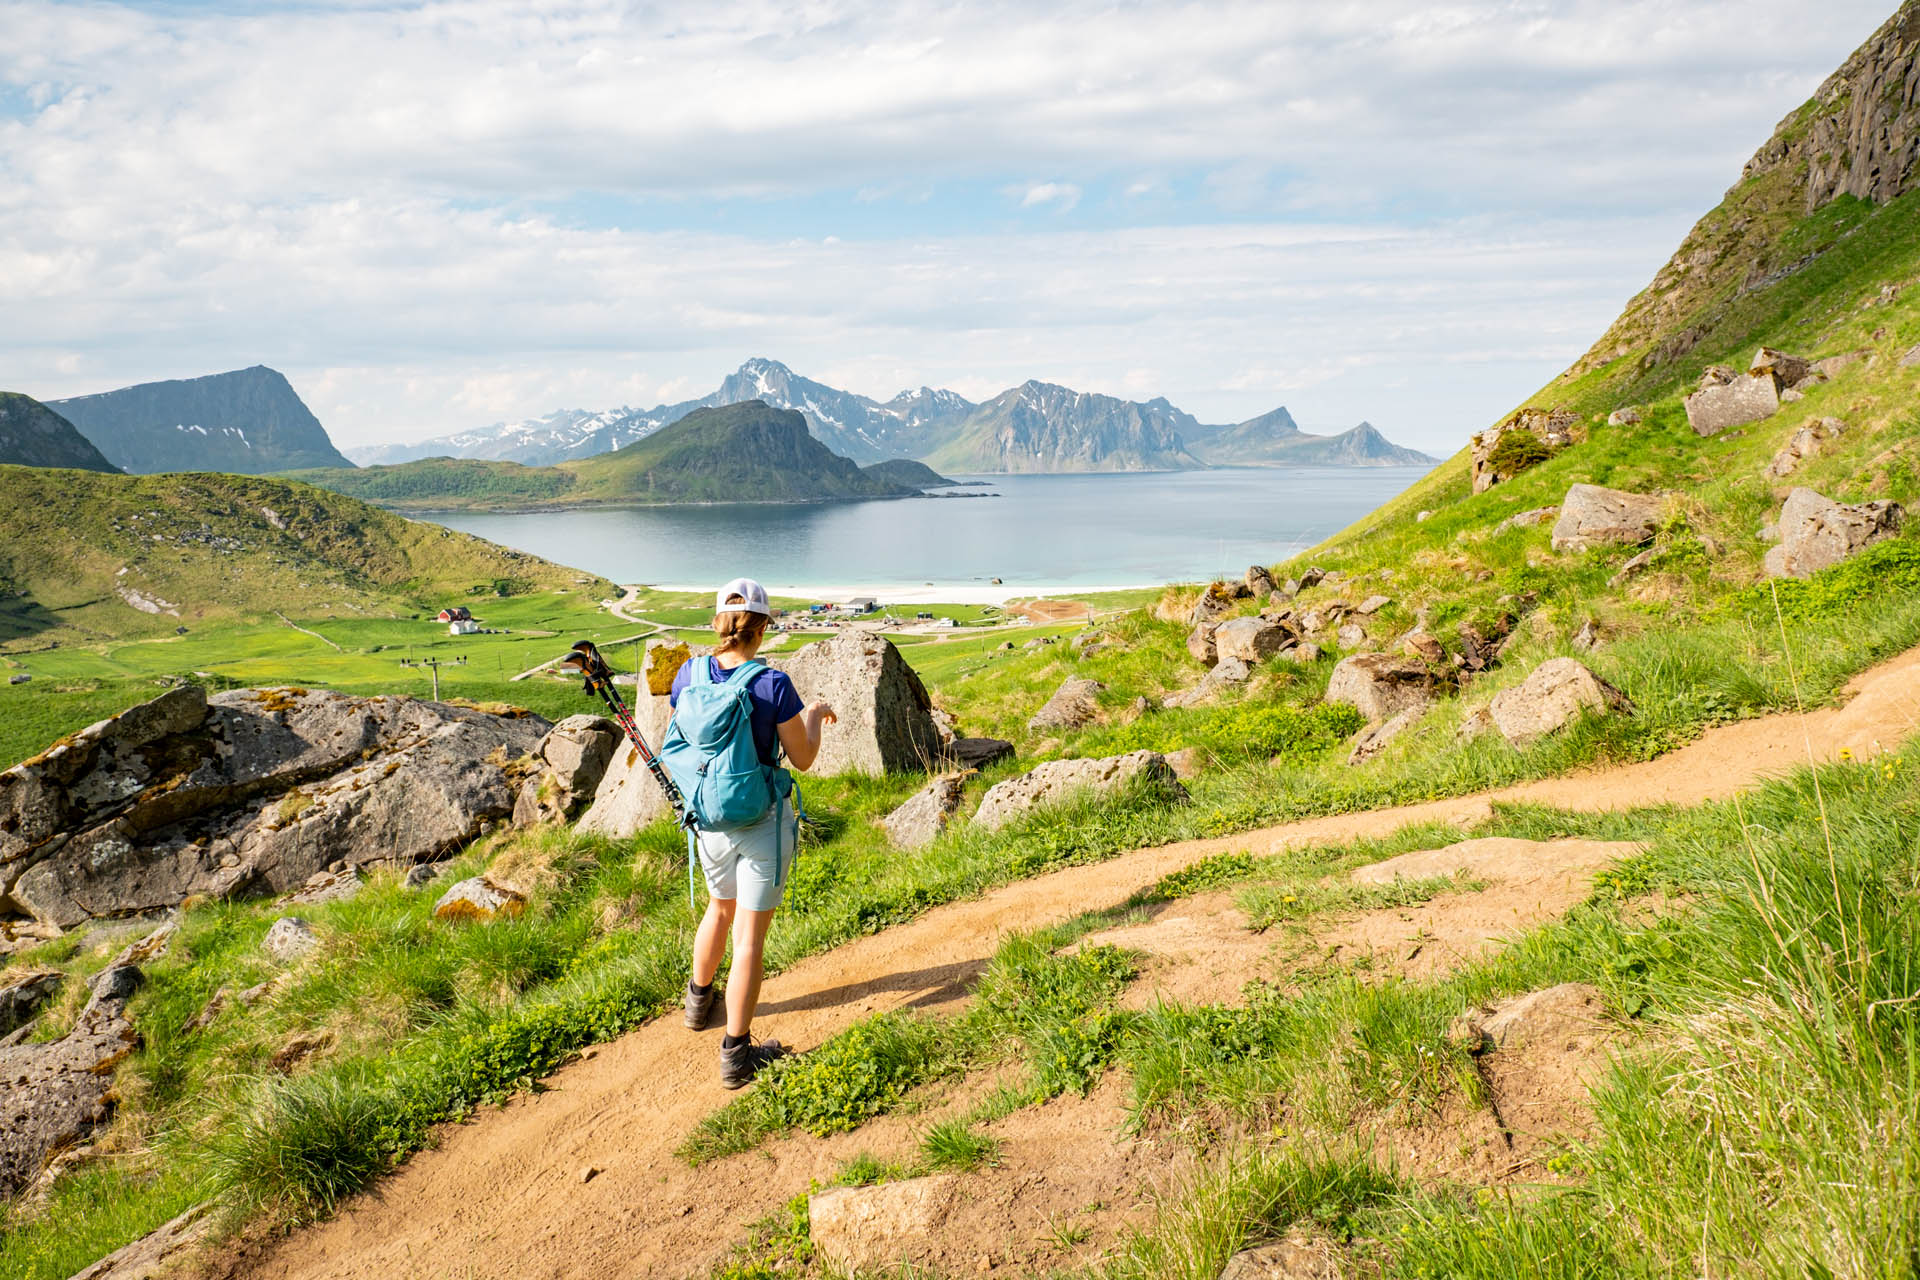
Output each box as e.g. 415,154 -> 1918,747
669,658 -> 806,767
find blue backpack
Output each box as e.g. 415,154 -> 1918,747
660,659 -> 798,905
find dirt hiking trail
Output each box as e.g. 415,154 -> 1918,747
225,646 -> 1920,1280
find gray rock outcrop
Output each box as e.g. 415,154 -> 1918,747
1764,418 -> 1846,479
880,774 -> 969,850
1488,658 -> 1631,747
515,714 -> 620,826
1325,653 -> 1441,723
1164,657 -> 1251,709
1347,708 -> 1423,766
1763,486 -> 1904,579
1606,407 -> 1642,426
1493,505 -> 1558,535
774,632 -> 943,774
0,687 -> 548,931
1684,366 -> 1780,436
1213,617 -> 1292,664
1550,484 -> 1664,553
1028,677 -> 1106,732
972,752 -> 1186,833
1470,408 -> 1575,493
1245,565 -> 1278,598
0,963 -> 142,1198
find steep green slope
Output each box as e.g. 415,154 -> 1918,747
290,401 -> 918,509
1310,1 -> 1920,563
0,467 -> 607,645
51,366 -> 354,474
0,393 -> 119,472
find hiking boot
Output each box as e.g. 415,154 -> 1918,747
719,1036 -> 788,1090
684,981 -> 717,1031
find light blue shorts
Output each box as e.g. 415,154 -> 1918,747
694,798 -> 796,912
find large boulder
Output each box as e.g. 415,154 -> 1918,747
880,774 -> 969,850
809,1176 -> 959,1275
1470,408 -> 1575,493
1749,346 -> 1813,388
1028,677 -> 1106,732
1683,367 -> 1779,436
1325,653 -> 1441,723
1213,617 -> 1293,664
1244,565 -> 1278,598
972,752 -> 1186,833
1550,484 -> 1664,552
1488,658 -> 1631,747
574,684 -> 676,838
773,633 -> 943,774
1763,487 -> 1904,579
0,963 -> 142,1198
0,687 -> 548,931
515,714 -> 621,826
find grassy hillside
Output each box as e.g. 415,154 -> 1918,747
0,467 -> 609,648
289,402 -> 919,511
9,12 -> 1920,1279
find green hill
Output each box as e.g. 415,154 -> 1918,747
0,467 -> 608,645
0,393 -> 120,473
289,401 -> 919,510
860,458 -> 960,488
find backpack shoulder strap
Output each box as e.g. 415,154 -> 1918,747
691,656 -> 715,686
728,660 -> 767,685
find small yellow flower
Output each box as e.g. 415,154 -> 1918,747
1282,895 -> 1297,904
1840,747 -> 1854,760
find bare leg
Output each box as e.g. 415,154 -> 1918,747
724,906 -> 778,1036
692,898 -> 736,987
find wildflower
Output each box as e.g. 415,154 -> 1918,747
1840,747 -> 1853,760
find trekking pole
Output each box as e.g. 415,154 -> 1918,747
558,640 -> 692,829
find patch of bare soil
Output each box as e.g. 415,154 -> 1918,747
1014,598 -> 1095,624
860,1078 -> 1195,1276
1319,838 -> 1643,981
1080,894 -> 1280,1009
218,646 -> 1920,1280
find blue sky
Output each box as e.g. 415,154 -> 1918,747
0,0 -> 1901,453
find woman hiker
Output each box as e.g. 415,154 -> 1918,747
671,577 -> 836,1088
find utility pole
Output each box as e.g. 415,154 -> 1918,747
400,655 -> 465,700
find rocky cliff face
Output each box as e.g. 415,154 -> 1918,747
0,392 -> 119,473
1568,1 -> 1920,381
51,366 -> 354,475
1753,3 -> 1920,211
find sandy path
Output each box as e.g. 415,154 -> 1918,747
231,645 -> 1920,1280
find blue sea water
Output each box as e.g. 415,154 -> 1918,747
425,467 -> 1433,594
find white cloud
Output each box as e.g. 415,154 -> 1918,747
1016,181 -> 1082,210
0,0 -> 1900,455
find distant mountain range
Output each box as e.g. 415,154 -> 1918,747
286,401 -> 932,512
350,358 -> 1435,473
51,367 -> 354,474
0,393 -> 121,473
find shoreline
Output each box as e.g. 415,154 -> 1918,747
642,581 -> 1164,606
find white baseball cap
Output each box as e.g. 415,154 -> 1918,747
714,577 -> 771,615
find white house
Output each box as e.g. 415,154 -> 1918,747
449,619 -> 480,636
